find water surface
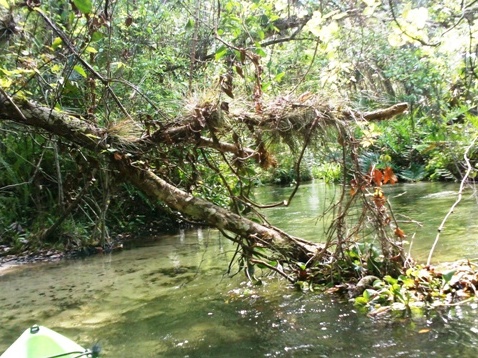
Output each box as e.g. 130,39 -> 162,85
1,182 -> 478,357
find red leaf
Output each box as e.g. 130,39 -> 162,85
384,166 -> 398,184
394,227 -> 406,238
372,168 -> 383,186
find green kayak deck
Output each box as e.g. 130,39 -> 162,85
1,325 -> 94,358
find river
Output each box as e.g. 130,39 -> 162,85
1,181 -> 478,357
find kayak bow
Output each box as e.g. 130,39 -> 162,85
1,325 -> 97,358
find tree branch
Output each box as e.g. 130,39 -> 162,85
426,136 -> 478,266
361,102 -> 409,121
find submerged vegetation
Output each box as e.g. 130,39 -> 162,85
0,0 -> 478,313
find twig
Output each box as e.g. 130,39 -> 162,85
427,136 -> 478,266
250,258 -> 295,283
33,8 -> 132,120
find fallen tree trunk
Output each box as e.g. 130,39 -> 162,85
0,92 -> 324,266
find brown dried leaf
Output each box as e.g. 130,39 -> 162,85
384,166 -> 398,184
394,227 -> 406,238
125,16 -> 133,27
372,168 -> 383,186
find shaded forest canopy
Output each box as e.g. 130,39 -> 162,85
1,0 -> 478,309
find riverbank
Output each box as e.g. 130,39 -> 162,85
0,238 -> 126,275
0,247 -> 67,276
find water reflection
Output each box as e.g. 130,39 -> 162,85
254,181 -> 478,262
1,182 -> 478,357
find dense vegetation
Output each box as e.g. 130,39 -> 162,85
1,0 -> 477,309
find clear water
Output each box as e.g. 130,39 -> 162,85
253,181 -> 478,262
1,182 -> 478,357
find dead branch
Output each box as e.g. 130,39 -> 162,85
427,136 -> 478,266
361,102 -> 409,121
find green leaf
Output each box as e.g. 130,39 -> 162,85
363,288 -> 376,300
0,67 -> 12,76
185,18 -> 195,30
354,296 -> 369,306
73,65 -> 87,78
214,46 -> 228,61
0,77 -> 12,88
52,37 -> 62,50
254,47 -> 267,58
442,270 -> 456,283
73,0 -> 92,14
90,32 -> 104,42
84,46 -> 97,54
384,275 -> 397,285
274,72 -> 285,82
51,64 -> 61,74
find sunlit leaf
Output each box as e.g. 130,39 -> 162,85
354,296 -> 369,306
73,0 -> 92,14
256,29 -> 265,40
274,72 -> 285,82
332,11 -> 348,20
0,67 -> 11,76
85,46 -> 97,54
111,62 -> 125,69
404,7 -> 428,30
215,46 -> 227,61
362,0 -> 379,6
52,37 -> 62,49
388,31 -> 405,47
363,5 -> 376,16
185,18 -> 195,30
363,288 -> 376,301
0,77 -> 12,88
73,65 -> 87,78
51,64 -> 61,74
0,0 -> 9,9
305,10 -> 323,37
384,275 -> 397,285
